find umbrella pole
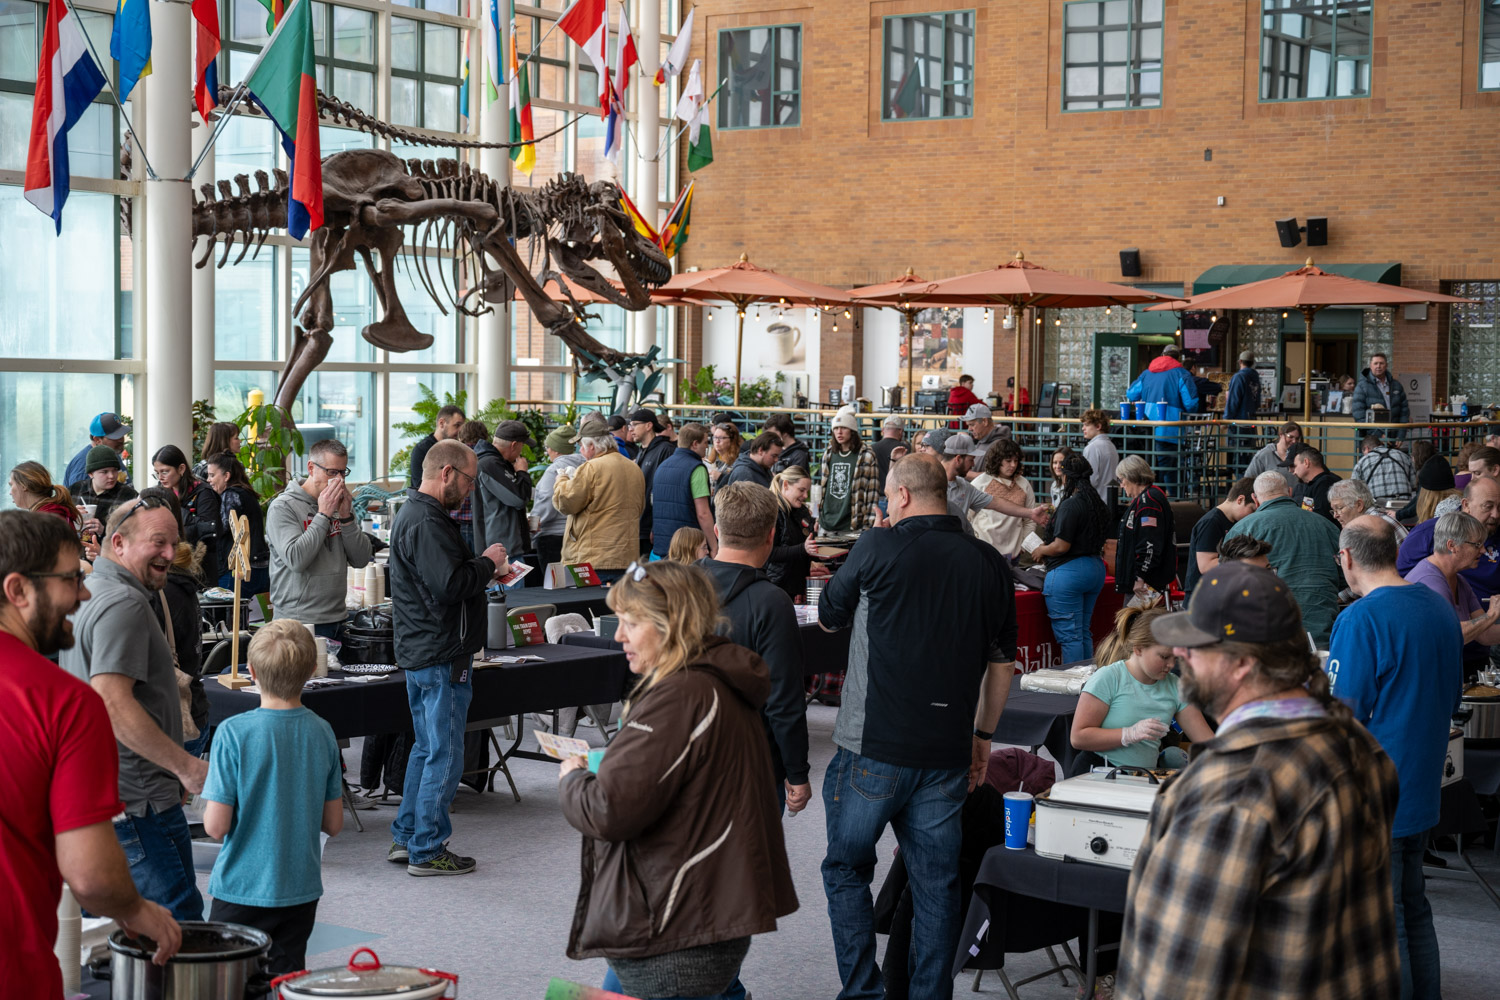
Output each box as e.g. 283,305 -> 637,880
1012,303 -> 1022,415
906,308 -> 914,405
1302,306 -> 1315,422
734,301 -> 745,406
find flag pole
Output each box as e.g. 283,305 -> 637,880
59,0 -> 157,180
654,77 -> 725,162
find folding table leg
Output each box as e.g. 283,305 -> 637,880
487,730 -> 522,803
1082,908 -> 1098,998
341,779 -> 365,833
1045,944 -> 1071,986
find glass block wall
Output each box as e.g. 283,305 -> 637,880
1045,306 -> 1138,407
1451,282 -> 1500,405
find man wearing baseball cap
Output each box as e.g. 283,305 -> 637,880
1116,561 -> 1400,1000
939,434 -> 1046,537
963,402 -> 1009,454
473,420 -> 535,577
627,408 -> 675,556
1224,349 -> 1262,475
63,412 -> 130,490
552,414 -> 645,580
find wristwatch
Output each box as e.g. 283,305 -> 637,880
973,727 -> 994,741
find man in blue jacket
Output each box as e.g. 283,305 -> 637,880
1127,344 -> 1199,492
1224,350 -> 1263,470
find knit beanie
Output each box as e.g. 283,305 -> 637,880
86,445 -> 123,474
545,426 -> 576,455
1417,455 -> 1455,492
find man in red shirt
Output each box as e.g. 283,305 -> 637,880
947,374 -> 984,416
0,510 -> 179,997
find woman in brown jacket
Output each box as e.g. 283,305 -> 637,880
558,560 -> 797,999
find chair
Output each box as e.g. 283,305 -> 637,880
461,720 -> 522,802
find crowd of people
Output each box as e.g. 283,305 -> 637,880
4,374 -> 1493,1000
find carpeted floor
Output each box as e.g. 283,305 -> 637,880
189,704 -> 1500,999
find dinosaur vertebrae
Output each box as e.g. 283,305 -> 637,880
192,167 -> 291,268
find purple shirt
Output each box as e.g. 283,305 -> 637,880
1404,558 -> 1481,623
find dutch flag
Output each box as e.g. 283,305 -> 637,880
24,0 -> 108,233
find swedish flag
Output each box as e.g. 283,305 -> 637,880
111,0 -> 152,101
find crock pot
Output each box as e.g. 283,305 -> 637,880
105,921 -> 269,1000
1459,683 -> 1500,744
273,948 -> 456,999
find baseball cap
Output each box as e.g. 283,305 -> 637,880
90,412 -> 130,440
943,432 -> 984,457
921,429 -> 953,452
1162,343 -> 1182,357
1152,561 -> 1304,648
1277,442 -> 1311,469
963,403 -> 993,423
881,414 -> 905,431
571,413 -> 610,443
628,407 -> 663,430
1239,350 -> 1256,363
493,420 -> 535,446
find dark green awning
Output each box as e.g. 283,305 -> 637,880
1191,262 -> 1401,295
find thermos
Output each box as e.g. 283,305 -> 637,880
487,589 -> 512,650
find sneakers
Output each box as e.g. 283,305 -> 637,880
407,847 -> 476,877
386,841 -> 409,863
1078,974 -> 1115,999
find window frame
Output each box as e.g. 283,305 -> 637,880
1257,0 -> 1373,104
716,22 -> 803,130
220,0 -> 380,114
880,9 -> 976,123
1481,0 -> 1500,92
1060,0 -> 1163,112
390,13 -> 463,131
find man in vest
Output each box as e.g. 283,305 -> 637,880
650,423 -> 717,560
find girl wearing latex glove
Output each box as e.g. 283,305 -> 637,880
1068,604 -> 1215,772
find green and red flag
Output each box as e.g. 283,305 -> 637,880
245,0 -> 322,238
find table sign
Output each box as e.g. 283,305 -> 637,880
509,612 -> 545,646
544,562 -> 602,588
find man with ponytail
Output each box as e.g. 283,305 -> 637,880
1116,560 -> 1400,1000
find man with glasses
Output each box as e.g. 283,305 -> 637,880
1398,476 -> 1500,602
63,497 -> 210,922
1328,478 -> 1408,544
2,510 -> 182,997
387,440 -> 508,876
266,440 -> 373,639
1117,561 -> 1400,999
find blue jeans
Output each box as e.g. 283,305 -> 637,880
114,804 -> 204,922
822,746 -> 966,1000
1392,832 -> 1441,1000
218,566 -> 270,596
391,662 -> 474,864
602,966 -> 747,1000
1153,437 -> 1180,493
1043,557 -> 1106,663
312,621 -> 345,641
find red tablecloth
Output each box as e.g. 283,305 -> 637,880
1014,574 -> 1181,672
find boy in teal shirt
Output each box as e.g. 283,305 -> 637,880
202,621 -> 344,975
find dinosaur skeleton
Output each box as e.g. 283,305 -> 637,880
156,88 -> 672,410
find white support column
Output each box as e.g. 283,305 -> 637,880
142,0 -> 194,461
190,127 -> 215,405
632,0 -> 661,357
476,13 -> 511,406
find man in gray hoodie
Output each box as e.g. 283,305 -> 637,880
266,439 -> 373,637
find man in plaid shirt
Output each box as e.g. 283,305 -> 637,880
1352,432 -> 1417,502
1117,562 -> 1399,1000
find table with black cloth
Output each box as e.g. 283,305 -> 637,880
996,675 -> 1082,773
953,846 -> 1129,998
205,643 -> 629,750
520,585 -> 614,618
559,622 -> 852,678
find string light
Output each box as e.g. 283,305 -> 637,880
1105,307 -> 1112,315
832,322 -> 840,333
1247,317 -> 1255,326
1131,320 -> 1137,330
1054,317 -> 1061,326
843,308 -> 851,319
983,308 -> 991,321
1211,313 -> 1218,323
1282,311 -> 1289,319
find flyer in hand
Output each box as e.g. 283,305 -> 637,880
535,731 -> 591,760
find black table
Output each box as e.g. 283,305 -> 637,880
954,846 -> 1129,997
522,585 -> 614,618
205,643 -> 629,744
1466,744 -> 1500,797
560,622 -> 851,678
996,677 -> 1080,772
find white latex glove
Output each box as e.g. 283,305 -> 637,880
1120,717 -> 1170,747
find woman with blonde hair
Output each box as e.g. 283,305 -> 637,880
1070,605 -> 1214,776
767,466 -> 818,599
1414,455 -> 1459,523
706,423 -> 742,495
8,461 -> 79,528
558,560 -> 797,1000
666,526 -> 709,563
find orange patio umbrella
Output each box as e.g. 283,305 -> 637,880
911,252 -> 1175,408
1147,260 -> 1476,420
660,254 -> 851,404
850,269 -> 982,407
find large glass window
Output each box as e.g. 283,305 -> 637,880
1062,0 -> 1162,110
718,25 -> 801,128
293,371 -> 375,481
1483,0 -> 1500,91
0,373 -> 128,505
882,11 -> 974,121
216,253 -> 279,361
0,188 -> 118,359
1259,0 -> 1371,101
222,0 -> 377,112
392,15 -> 463,131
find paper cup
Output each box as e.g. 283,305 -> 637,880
1003,791 -> 1034,850
587,748 -> 606,773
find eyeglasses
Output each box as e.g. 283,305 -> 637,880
111,494 -> 169,534
448,465 -> 476,487
624,561 -> 649,582
27,569 -> 87,587
311,461 -> 348,478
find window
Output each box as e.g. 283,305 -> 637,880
718,25 -> 801,128
882,10 -> 974,121
1062,0 -> 1162,110
222,0 -> 377,113
392,16 -> 462,131
1259,0 -> 1371,101
1483,0 -> 1500,91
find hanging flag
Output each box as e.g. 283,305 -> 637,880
658,179 -> 693,258
617,186 -> 657,243
110,0 -> 152,101
24,0 -> 107,232
673,58 -> 702,122
889,61 -> 922,118
254,0 -> 286,34
686,101 -> 712,171
459,46 -> 470,131
507,0 -> 535,174
654,6 -> 693,86
557,0 -> 608,114
603,3 -> 637,165
245,0 -> 323,238
192,0 -> 221,123
483,0 -> 501,103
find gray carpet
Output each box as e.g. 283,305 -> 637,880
191,705 -> 1500,999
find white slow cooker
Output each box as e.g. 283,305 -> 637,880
274,948 -> 457,999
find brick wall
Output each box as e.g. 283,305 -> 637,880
674,0 -> 1500,397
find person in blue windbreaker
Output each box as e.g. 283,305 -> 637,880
1127,344 -> 1199,492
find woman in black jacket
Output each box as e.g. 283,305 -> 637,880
766,467 -> 818,600
204,452 -> 269,595
152,444 -> 221,585
1114,454 -> 1177,603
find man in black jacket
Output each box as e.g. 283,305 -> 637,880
629,408 -> 675,555
766,412 -> 812,474
408,405 -> 466,488
388,440 -> 506,877
698,483 -> 811,813
474,420 -> 534,567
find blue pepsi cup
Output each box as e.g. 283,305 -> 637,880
1134,401 -> 1147,420
1118,401 -> 1131,421
1003,791 -> 1033,849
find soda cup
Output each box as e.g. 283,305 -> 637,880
1003,791 -> 1034,850
1118,401 -> 1131,421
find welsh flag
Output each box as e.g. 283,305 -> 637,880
245,0 -> 323,238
